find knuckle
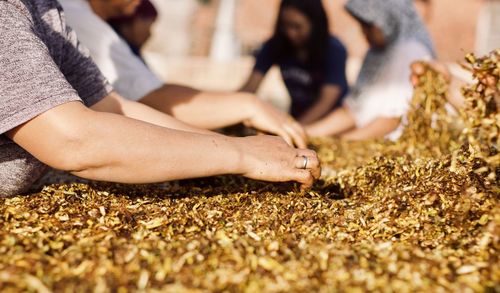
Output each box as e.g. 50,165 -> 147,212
310,158 -> 320,168
306,150 -> 317,157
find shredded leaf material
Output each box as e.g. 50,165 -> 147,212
0,51 -> 499,292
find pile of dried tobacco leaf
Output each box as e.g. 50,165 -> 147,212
0,51 -> 498,292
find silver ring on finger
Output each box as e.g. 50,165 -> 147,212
301,155 -> 309,169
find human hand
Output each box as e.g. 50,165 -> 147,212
410,61 -> 451,87
234,136 -> 320,191
243,95 -> 308,149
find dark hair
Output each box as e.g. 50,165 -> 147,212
108,0 -> 158,27
269,0 -> 330,67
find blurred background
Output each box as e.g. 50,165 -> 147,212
142,0 -> 499,110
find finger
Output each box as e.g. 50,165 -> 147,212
430,61 -> 451,82
274,128 -> 294,147
294,169 -> 314,192
294,155 -> 308,169
285,114 -> 308,138
410,62 -> 426,87
411,62 -> 426,75
294,154 -> 321,180
291,121 -> 309,146
411,75 -> 420,87
309,157 -> 321,180
282,114 -> 309,146
283,124 -> 307,149
297,149 -> 317,157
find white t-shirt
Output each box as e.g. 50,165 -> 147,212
345,40 -> 433,140
60,0 -> 164,101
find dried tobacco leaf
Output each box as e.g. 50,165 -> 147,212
0,51 -> 498,292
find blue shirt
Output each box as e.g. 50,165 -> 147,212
254,36 -> 349,118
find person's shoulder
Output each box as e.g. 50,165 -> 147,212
328,35 -> 347,55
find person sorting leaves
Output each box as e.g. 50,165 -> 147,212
58,0 -> 308,149
305,0 -> 436,140
240,0 -> 350,125
0,0 -> 321,197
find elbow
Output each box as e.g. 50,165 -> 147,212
46,132 -> 93,173
40,122 -> 102,174
8,102 -> 110,176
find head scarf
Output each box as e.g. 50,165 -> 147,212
345,0 -> 435,94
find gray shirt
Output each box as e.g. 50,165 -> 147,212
0,0 -> 112,196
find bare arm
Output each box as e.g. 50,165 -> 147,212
7,102 -> 319,189
447,77 -> 466,109
240,71 -> 265,93
299,85 -> 343,125
305,106 -> 356,138
91,91 -> 216,136
140,84 -> 255,129
139,83 -> 308,148
341,117 -> 401,141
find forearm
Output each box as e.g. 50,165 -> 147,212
140,84 -> 255,129
299,99 -> 338,125
239,71 -> 263,93
138,84 -> 309,148
341,117 -> 400,141
300,86 -> 342,125
9,102 -> 242,184
92,92 -> 215,135
448,75 -> 466,110
72,114 -> 241,183
305,107 -> 356,137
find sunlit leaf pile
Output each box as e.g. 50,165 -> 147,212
0,51 -> 499,292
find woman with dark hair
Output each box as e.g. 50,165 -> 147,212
241,0 -> 349,124
305,0 -> 436,140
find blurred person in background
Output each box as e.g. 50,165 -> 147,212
59,0 -> 308,148
240,0 -> 349,125
305,0 -> 436,140
107,0 -> 158,62
412,0 -> 500,111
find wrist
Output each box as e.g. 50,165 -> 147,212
239,93 -> 260,121
220,136 -> 247,175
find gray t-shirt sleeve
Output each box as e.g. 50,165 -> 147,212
0,2 -> 111,135
58,19 -> 113,106
0,2 -> 79,134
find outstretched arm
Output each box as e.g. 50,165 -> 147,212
7,102 -> 320,189
341,117 -> 401,141
91,91 -> 216,136
240,70 -> 265,94
139,83 -> 308,148
305,106 -> 357,138
299,85 -> 343,125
